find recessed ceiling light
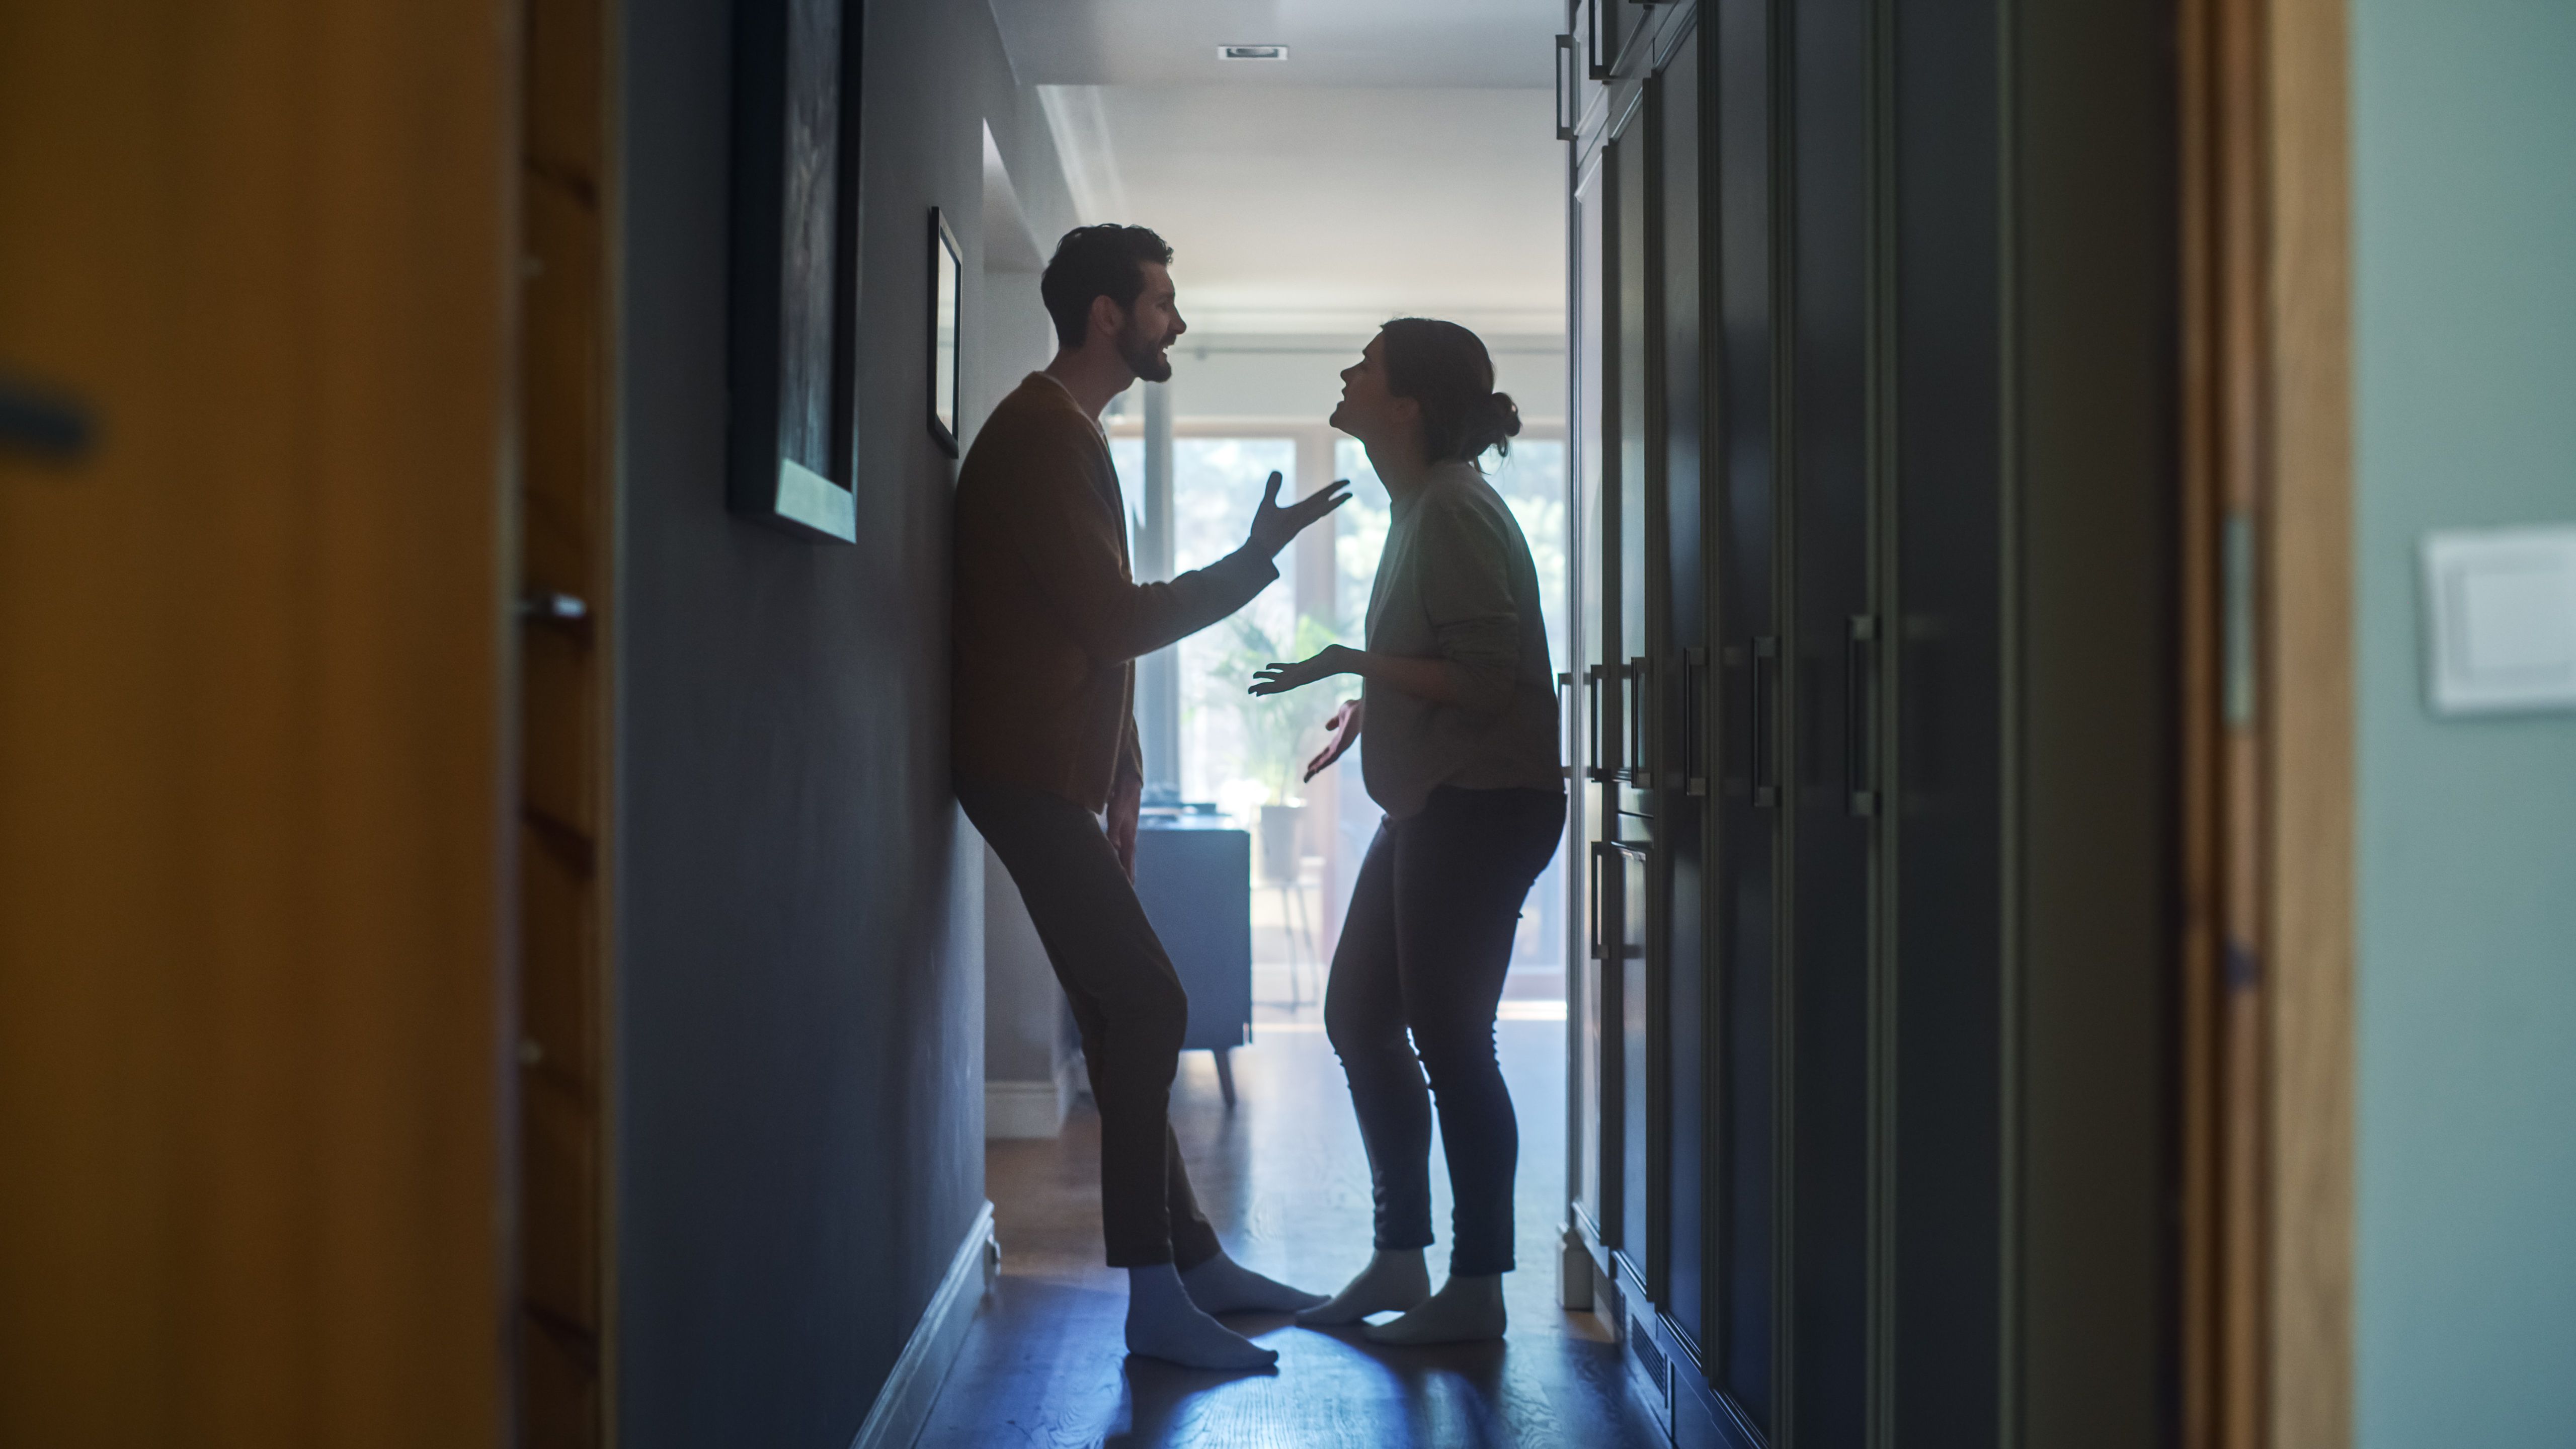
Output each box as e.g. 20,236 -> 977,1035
1219,44 -> 1289,61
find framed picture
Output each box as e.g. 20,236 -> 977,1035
929,208 -> 963,456
727,0 -> 863,542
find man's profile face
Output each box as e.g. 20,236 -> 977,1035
1112,261 -> 1186,383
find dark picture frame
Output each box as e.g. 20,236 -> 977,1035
928,208 -> 963,457
727,0 -> 864,542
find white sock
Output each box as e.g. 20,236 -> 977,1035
1124,1264 -> 1279,1370
1361,1271 -> 1506,1346
1295,1248 -> 1432,1327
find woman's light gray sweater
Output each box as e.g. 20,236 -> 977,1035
1359,461 -> 1564,820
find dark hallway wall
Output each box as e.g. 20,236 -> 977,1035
612,0 -> 1073,1441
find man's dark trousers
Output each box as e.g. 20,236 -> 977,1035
957,774 -> 1222,1269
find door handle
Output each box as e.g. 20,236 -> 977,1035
0,374 -> 95,462
520,590 -> 591,625
1845,616 -> 1877,816
1750,636 -> 1779,808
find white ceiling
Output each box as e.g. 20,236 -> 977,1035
989,0 -> 1564,89
1039,86 -> 1564,336
993,1 -> 1566,339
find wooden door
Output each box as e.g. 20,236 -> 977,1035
515,0 -> 618,1440
0,1 -> 517,1444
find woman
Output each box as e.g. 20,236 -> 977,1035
1249,318 -> 1564,1345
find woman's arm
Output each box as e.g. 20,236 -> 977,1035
1248,642 -> 1468,705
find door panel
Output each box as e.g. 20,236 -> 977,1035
1614,840 -> 1656,1284
1652,24 -> 1715,1362
1575,145 -> 1622,1254
1616,123 -> 1655,823
1709,0 -> 1784,1427
1787,0 -> 1879,1438
0,2 -> 515,1441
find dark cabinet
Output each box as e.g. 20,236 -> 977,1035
1559,1 -> 2176,1445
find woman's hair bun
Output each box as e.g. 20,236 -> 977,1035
1378,317 -> 1521,463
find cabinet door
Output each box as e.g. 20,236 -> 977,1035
1708,0 -> 1783,1427
1785,0 -> 1880,1436
1608,116 -> 1666,1308
1611,839 -> 1655,1281
1572,143 -> 1619,1254
1651,23 -> 1716,1362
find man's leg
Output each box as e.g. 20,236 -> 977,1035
957,777 -> 1309,1363
958,776 -> 1191,1267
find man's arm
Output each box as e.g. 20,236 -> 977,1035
1004,452 -> 1346,664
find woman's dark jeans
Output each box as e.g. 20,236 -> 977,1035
1324,785 -> 1566,1276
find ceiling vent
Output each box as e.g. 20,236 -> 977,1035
1219,44 -> 1289,61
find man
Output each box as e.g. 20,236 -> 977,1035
951,225 -> 1344,1369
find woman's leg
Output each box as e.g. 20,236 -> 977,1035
1300,821 -> 1435,1325
1362,788 -> 1566,1345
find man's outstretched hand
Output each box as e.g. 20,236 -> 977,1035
1244,470 -> 1352,559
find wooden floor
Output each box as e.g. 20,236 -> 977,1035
916,1000 -> 1666,1449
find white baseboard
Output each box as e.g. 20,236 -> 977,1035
848,1199 -> 998,1449
985,1080 -> 1066,1140
984,1057 -> 1084,1140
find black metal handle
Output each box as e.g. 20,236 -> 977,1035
1626,655 -> 1650,786
1751,636 -> 1778,808
1682,647 -> 1709,796
1585,664 -> 1608,782
0,374 -> 95,463
1588,842 -> 1607,960
1845,616 -> 1877,815
1555,34 -> 1578,140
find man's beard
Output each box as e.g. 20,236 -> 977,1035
1118,318 -> 1174,383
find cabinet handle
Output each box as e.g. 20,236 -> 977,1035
1588,842 -> 1607,960
1845,616 -> 1877,815
1585,664 -> 1608,782
1626,655 -> 1650,786
1682,647 -> 1709,795
1555,34 -> 1578,141
1751,636 -> 1778,808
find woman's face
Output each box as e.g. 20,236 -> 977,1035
1330,334 -> 1417,451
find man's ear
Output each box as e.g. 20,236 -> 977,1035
1087,294 -> 1125,346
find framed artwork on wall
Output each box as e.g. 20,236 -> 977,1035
727,0 -> 863,542
929,208 -> 963,457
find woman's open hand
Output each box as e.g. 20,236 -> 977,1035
1304,698 -> 1363,782
1249,644 -> 1354,697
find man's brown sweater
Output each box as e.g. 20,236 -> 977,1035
951,373 -> 1277,812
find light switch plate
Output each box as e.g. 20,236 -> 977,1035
2421,524 -> 2576,715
